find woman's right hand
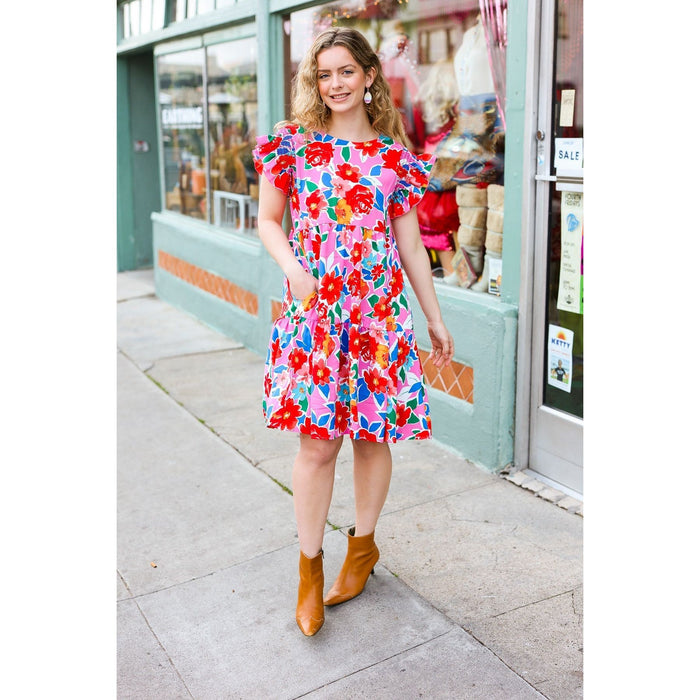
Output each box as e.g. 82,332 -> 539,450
287,264 -> 318,305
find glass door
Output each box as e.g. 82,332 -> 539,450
529,0 -> 583,496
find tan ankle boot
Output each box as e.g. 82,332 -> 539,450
323,527 -> 379,606
296,550 -> 324,636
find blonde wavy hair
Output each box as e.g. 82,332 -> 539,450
277,27 -> 409,148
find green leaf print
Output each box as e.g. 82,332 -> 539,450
341,146 -> 350,161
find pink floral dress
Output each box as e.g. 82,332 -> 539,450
253,124 -> 434,442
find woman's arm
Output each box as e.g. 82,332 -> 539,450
257,176 -> 317,300
393,208 -> 454,368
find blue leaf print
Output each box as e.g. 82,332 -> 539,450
299,325 -> 312,351
358,380 -> 370,403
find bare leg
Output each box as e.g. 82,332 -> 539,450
322,440 -> 389,607
292,435 -> 343,556
351,440 -> 392,536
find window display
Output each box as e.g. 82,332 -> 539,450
207,38 -> 259,231
287,0 -> 508,293
157,36 -> 259,230
157,49 -> 207,220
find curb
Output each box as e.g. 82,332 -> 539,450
501,470 -> 583,517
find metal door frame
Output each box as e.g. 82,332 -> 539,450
514,0 -> 583,499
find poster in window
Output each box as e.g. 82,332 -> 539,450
547,325 -> 574,393
557,191 -> 583,314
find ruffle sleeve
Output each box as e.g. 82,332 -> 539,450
252,124 -> 299,196
387,149 -> 435,219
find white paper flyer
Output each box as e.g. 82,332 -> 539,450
547,324 -> 574,393
557,191 -> 583,314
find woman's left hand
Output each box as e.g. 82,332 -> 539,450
426,320 -> 454,369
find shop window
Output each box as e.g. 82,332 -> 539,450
157,37 -> 259,231
118,0 -> 165,40
129,0 -> 140,37
206,37 -> 259,232
152,0 -> 165,30
140,0 -> 152,34
172,0 -> 186,23
287,0 -> 508,295
157,49 -> 207,220
167,0 -> 219,22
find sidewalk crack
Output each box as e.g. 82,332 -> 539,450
292,629 -> 454,698
133,598 -> 196,699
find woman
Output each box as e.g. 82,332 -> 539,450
253,27 -> 454,636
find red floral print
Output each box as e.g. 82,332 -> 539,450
269,396 -> 302,430
253,125 -> 434,442
357,140 -> 383,157
337,162 -> 362,182
307,189 -> 326,220
396,403 -> 412,427
373,296 -> 393,321
288,347 -> 308,371
312,358 -> 332,385
345,184 -> 374,215
319,270 -> 343,305
304,141 -> 334,167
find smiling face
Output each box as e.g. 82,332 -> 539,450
316,45 -> 374,117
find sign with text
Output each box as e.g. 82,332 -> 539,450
557,191 -> 583,314
554,138 -> 583,171
547,325 -> 574,393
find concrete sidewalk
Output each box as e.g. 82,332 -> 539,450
117,269 -> 582,699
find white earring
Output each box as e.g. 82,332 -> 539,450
363,88 -> 372,105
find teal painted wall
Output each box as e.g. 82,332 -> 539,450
117,57 -> 133,272
117,52 -> 161,271
500,0 -> 530,305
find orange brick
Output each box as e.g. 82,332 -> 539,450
417,347 -> 473,404
157,250 -> 258,317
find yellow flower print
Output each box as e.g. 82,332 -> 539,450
375,343 -> 389,369
322,333 -> 334,357
335,199 -> 353,225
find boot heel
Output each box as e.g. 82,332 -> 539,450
323,529 -> 380,606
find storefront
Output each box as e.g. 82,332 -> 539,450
117,0 -> 583,498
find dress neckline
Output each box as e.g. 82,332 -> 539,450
309,128 -> 386,146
